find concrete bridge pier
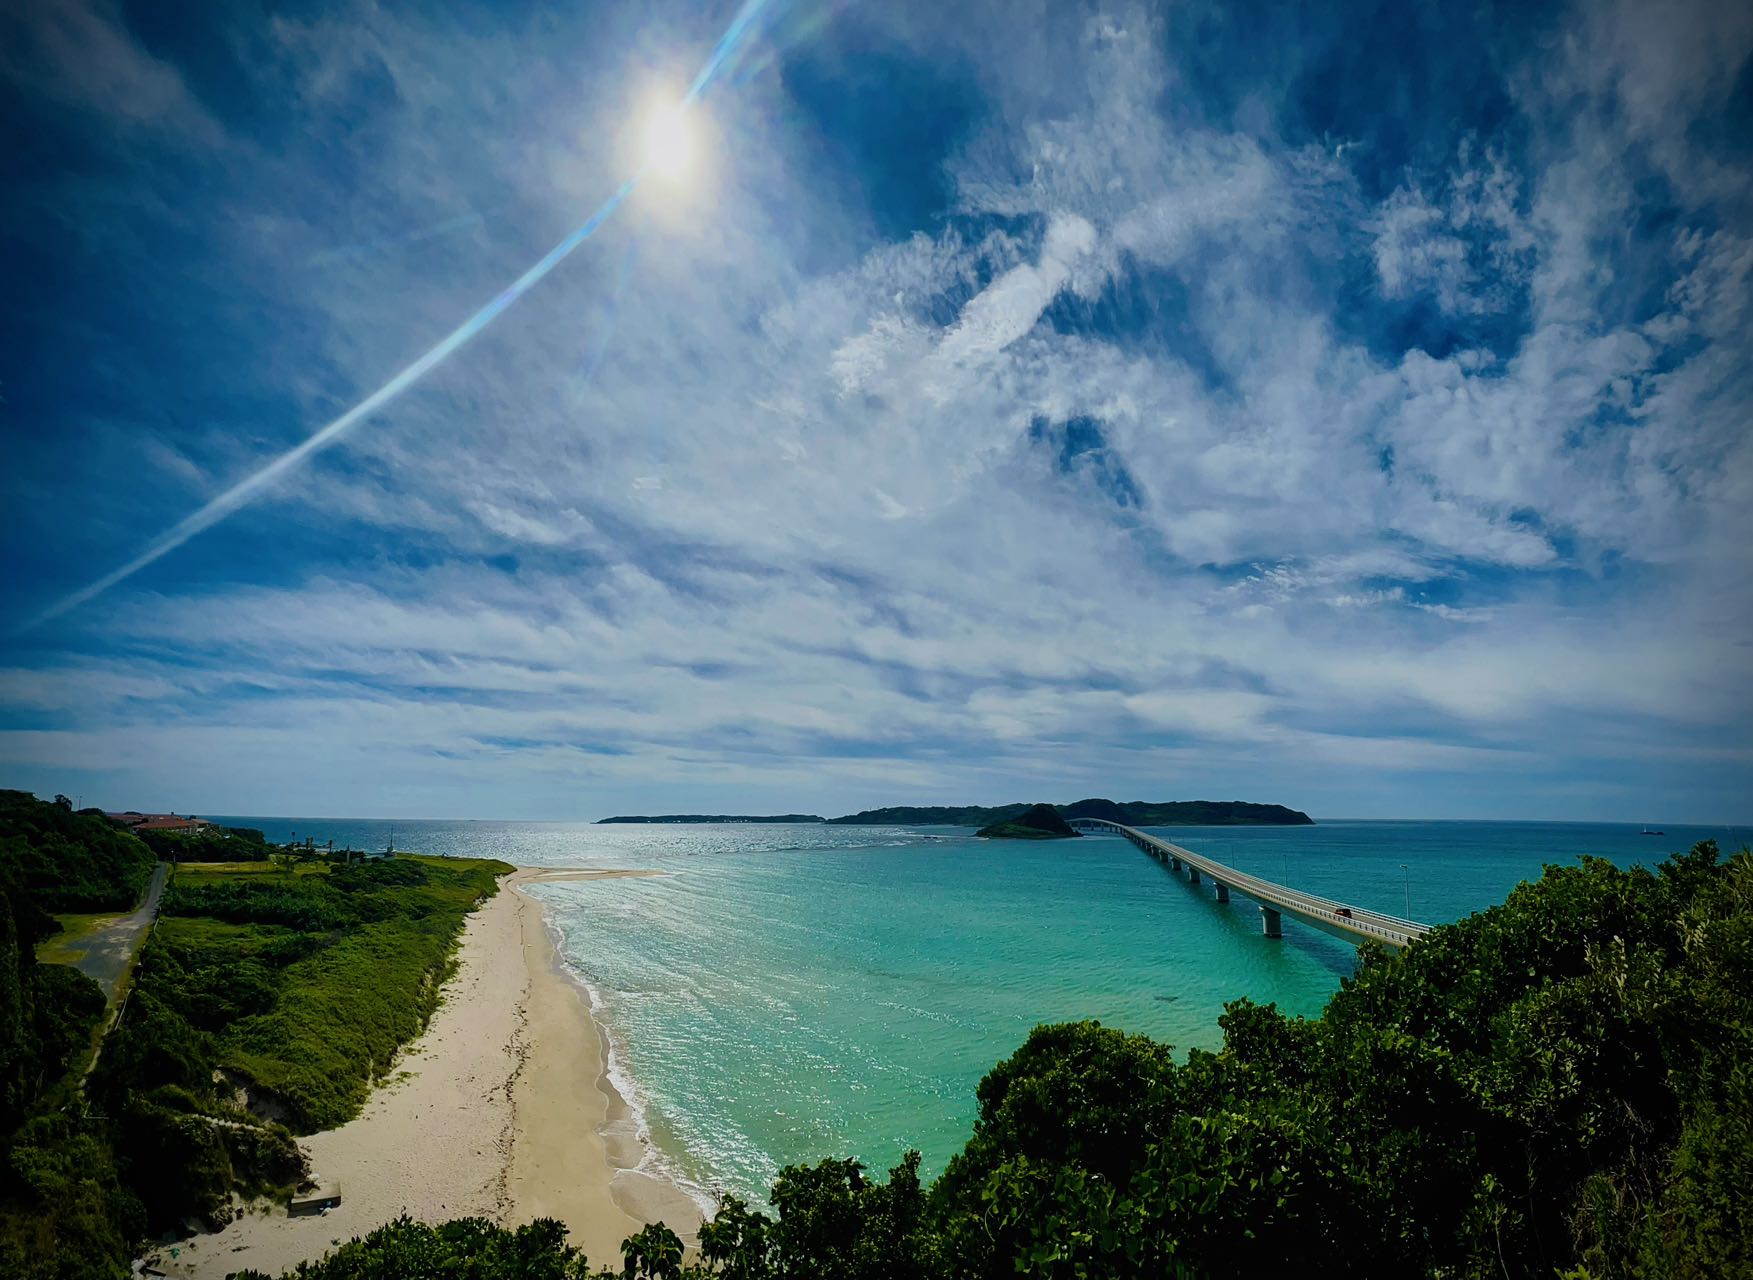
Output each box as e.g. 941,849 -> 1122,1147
1098,817 -> 1428,950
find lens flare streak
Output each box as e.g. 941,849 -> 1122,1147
26,0 -> 772,630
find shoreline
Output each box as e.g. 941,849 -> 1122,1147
505,869 -> 705,1261
154,866 -> 701,1279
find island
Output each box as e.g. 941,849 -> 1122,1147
596,813 -> 826,824
595,800 -> 1313,826
1056,799 -> 1313,826
828,799 -> 1314,826
975,803 -> 1081,839
827,804 -> 1026,826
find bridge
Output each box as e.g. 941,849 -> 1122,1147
1070,819 -> 1431,949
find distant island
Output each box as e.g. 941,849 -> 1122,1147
824,805 -> 1013,826
976,803 -> 1080,840
595,813 -> 826,824
828,799 -> 1314,826
1059,799 -> 1313,826
600,799 -> 1313,826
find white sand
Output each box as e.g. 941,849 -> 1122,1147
151,868 -> 700,1279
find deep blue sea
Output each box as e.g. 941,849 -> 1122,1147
210,816 -> 1746,1205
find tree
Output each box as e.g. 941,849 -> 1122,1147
621,1222 -> 685,1280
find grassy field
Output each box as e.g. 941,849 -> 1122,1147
132,853 -> 513,1132
161,858 -> 338,877
34,911 -> 127,966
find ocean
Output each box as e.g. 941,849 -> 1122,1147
208,816 -> 1745,1208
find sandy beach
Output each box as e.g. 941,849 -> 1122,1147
505,869 -> 704,1260
153,868 -> 702,1279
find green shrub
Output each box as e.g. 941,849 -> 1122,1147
222,917 -> 465,1130
235,1215 -> 594,1280
0,791 -> 155,913
114,1093 -> 234,1229
265,842 -> 1751,1280
918,843 -> 1753,1280
0,1112 -> 143,1280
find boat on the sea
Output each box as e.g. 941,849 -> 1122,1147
1640,826 -> 1664,836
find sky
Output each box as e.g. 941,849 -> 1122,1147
1,0 -> 1750,823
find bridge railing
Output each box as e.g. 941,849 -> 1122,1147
1070,818 -> 1431,945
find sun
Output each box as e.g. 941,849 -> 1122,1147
643,102 -> 696,183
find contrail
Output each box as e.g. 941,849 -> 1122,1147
306,206 -> 500,269
26,0 -> 769,631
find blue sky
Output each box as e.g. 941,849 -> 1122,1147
2,0 -> 1750,822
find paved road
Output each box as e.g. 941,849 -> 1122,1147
71,861 -> 168,1002
1074,820 -> 1431,948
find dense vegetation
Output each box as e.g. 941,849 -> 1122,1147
0,791 -> 157,913
0,794 -> 153,1278
0,790 -> 511,1279
975,804 -> 1080,839
1055,798 -> 1314,826
276,839 -> 1749,1280
132,823 -> 268,861
124,855 -> 512,1132
830,803 -> 1037,826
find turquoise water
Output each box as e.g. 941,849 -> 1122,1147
213,816 -> 1744,1205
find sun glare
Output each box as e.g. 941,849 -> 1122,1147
643,103 -> 695,182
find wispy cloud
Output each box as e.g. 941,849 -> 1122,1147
2,0 -> 1749,821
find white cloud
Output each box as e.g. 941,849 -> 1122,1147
1370,144 -> 1534,315
5,0 -> 1750,821
936,213 -> 1095,366
1,0 -> 223,139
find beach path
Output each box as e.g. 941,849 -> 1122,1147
41,861 -> 168,1003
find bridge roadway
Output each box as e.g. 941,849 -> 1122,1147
1069,819 -> 1431,948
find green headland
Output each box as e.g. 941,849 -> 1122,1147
974,803 -> 1081,839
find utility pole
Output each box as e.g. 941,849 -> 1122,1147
1401,864 -> 1411,919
